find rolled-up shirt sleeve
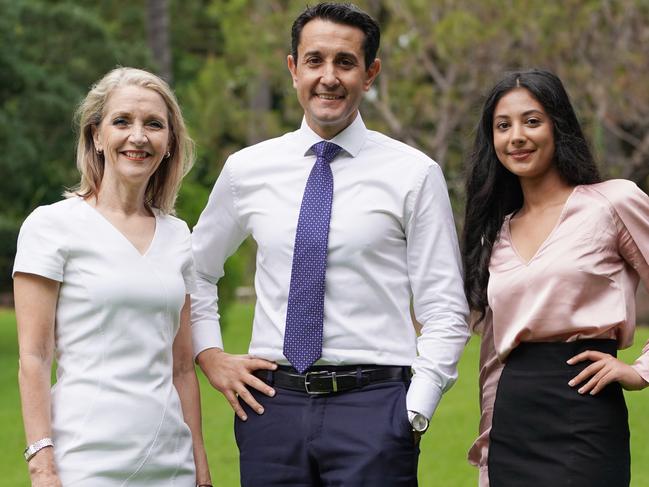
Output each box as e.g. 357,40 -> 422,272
406,163 -> 470,419
191,159 -> 249,359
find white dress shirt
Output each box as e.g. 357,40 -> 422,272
191,114 -> 469,418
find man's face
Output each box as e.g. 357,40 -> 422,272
287,19 -> 380,139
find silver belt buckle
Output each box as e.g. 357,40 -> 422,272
304,370 -> 337,395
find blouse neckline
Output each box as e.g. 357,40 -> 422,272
504,185 -> 580,267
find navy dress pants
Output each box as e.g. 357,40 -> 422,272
234,380 -> 419,487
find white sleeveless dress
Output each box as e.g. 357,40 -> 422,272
14,197 -> 196,486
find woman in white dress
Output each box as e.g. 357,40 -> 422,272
14,67 -> 212,486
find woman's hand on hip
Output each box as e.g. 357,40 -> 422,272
567,350 -> 648,394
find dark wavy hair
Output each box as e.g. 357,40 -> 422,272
291,2 -> 380,70
462,69 -> 601,321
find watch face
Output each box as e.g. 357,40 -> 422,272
412,414 -> 429,432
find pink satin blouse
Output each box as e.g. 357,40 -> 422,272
469,179 -> 649,485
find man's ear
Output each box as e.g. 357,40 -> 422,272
363,58 -> 382,91
287,54 -> 299,88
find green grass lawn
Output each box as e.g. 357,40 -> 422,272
3,305 -> 649,486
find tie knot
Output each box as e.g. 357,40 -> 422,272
312,141 -> 342,164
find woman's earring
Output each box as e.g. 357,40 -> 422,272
165,151 -> 171,159
96,148 -> 103,155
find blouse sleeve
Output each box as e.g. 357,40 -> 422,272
604,180 -> 649,384
12,206 -> 67,282
467,309 -> 504,487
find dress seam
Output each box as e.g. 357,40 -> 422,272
63,258 -> 106,463
120,396 -> 172,486
121,246 -> 176,485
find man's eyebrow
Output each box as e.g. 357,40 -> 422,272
301,50 -> 360,59
302,50 -> 322,58
335,51 -> 360,60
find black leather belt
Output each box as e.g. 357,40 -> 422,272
254,365 -> 410,395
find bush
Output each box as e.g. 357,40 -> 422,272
0,216 -> 19,293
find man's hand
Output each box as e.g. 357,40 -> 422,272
196,348 -> 277,420
567,350 -> 648,395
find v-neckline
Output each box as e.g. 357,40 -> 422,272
81,198 -> 159,257
506,186 -> 579,266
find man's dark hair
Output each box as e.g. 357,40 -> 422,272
291,2 -> 380,70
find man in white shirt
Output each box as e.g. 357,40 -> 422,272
191,3 -> 469,485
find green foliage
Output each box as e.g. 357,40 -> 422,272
0,217 -> 19,292
0,0 -> 151,219
3,0 -> 649,305
176,179 -> 210,228
0,0 -> 152,292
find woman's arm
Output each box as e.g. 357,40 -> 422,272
14,272 -> 62,487
173,295 -> 212,486
569,181 -> 649,393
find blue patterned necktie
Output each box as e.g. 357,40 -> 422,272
283,141 -> 342,373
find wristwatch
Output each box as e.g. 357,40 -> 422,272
407,411 -> 429,434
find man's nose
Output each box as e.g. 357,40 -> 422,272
320,63 -> 339,86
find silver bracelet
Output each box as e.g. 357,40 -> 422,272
24,437 -> 54,462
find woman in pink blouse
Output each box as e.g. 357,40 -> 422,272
462,69 -> 649,487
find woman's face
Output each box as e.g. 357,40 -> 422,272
492,87 -> 556,181
92,85 -> 170,189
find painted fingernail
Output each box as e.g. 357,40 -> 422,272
268,389 -> 276,397
568,380 -> 575,386
578,388 -> 584,394
241,415 -> 248,421
257,407 -> 264,414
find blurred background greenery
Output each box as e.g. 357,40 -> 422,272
2,0 -> 649,485
2,0 -> 649,306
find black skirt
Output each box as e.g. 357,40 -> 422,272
488,339 -> 630,487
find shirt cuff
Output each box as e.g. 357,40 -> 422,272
631,360 -> 649,386
191,320 -> 224,360
405,373 -> 443,419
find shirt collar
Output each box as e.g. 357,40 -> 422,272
297,113 -> 367,159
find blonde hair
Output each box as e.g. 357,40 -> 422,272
67,67 -> 194,214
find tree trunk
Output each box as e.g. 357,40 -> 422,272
246,0 -> 271,144
146,0 -> 172,84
